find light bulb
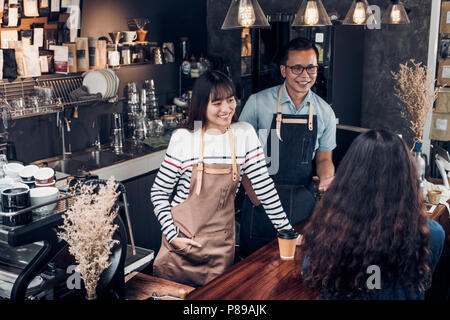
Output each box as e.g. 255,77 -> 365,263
352,1 -> 366,24
390,4 -> 401,24
305,1 -> 319,25
238,0 -> 256,28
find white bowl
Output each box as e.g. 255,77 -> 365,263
3,163 -> 24,178
30,187 -> 59,214
19,165 -> 39,181
34,167 -> 55,184
35,180 -> 56,188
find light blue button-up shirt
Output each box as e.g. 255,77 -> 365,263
239,82 -> 336,159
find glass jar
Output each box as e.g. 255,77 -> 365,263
162,114 -> 178,130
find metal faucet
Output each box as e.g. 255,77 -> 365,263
57,111 -> 72,160
64,117 -> 71,132
92,120 -> 102,150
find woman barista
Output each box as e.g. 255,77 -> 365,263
151,71 -> 293,287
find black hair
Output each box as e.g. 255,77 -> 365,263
185,70 -> 238,131
279,37 -> 319,65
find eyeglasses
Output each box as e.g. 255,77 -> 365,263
285,64 -> 319,75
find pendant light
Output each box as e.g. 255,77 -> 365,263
291,0 -> 332,27
221,0 -> 270,30
343,0 -> 375,25
381,0 -> 410,24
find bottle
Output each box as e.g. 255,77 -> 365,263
180,37 -> 190,61
413,141 -> 427,194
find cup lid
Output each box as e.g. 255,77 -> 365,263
277,229 -> 299,240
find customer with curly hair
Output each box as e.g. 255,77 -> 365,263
300,129 -> 445,299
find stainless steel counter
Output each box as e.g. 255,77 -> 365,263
32,139 -> 167,182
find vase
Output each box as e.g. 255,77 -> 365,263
137,29 -> 148,42
86,292 -> 97,300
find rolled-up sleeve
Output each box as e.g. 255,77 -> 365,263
318,106 -> 337,152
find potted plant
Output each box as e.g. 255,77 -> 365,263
129,18 -> 150,43
57,177 -> 120,300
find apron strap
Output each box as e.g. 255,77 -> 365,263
308,101 -> 314,131
276,86 -> 315,140
195,126 -> 206,196
195,126 -> 238,196
276,86 -> 283,142
228,127 -> 238,182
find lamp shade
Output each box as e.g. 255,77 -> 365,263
381,0 -> 410,24
291,0 -> 332,27
221,0 -> 270,30
343,0 -> 375,25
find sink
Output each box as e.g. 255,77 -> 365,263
45,158 -> 88,175
34,140 -> 161,177
70,149 -> 132,168
44,149 -> 132,175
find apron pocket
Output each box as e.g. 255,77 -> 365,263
216,185 -> 231,211
300,137 -> 312,164
168,230 -> 209,264
169,242 -> 209,264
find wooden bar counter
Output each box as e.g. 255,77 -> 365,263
186,223 -> 318,300
125,192 -> 450,300
187,199 -> 450,300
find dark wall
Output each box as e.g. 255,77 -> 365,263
81,0 -> 207,59
8,0 -> 207,163
207,0 -> 433,146
359,0 -> 432,146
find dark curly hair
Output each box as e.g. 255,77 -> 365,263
300,129 -> 432,299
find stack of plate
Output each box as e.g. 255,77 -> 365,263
82,69 -> 120,99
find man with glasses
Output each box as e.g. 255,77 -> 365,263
238,37 -> 336,257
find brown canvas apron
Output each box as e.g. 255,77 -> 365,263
153,126 -> 240,287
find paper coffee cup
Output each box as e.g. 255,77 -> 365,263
277,229 -> 299,260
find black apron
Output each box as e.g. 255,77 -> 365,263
239,87 -> 317,257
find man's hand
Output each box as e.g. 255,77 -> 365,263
170,237 -> 202,251
318,175 -> 334,192
315,150 -> 335,192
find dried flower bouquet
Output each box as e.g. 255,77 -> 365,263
391,59 -> 438,139
58,177 -> 120,298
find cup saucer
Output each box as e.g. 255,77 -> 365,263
121,42 -> 136,46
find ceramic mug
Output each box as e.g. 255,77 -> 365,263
1,186 -> 30,211
122,31 -> 137,43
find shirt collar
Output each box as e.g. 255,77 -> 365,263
280,82 -> 313,111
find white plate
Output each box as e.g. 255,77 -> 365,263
83,70 -> 108,98
104,69 -> 118,98
99,69 -> 113,98
105,69 -> 119,97
101,69 -> 114,98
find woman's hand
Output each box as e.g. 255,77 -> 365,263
170,237 -> 202,251
296,234 -> 304,246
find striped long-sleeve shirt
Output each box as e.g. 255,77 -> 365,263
151,121 -> 292,243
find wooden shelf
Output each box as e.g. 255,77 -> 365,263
0,16 -> 59,32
